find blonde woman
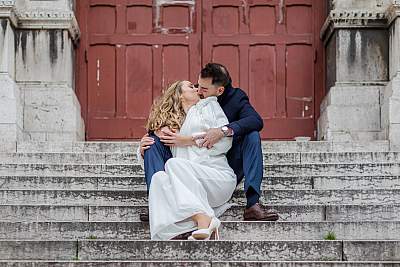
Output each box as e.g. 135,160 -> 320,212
139,80 -> 236,240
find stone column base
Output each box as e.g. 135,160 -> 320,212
381,75 -> 400,150
318,85 -> 384,142
0,74 -> 23,152
21,82 -> 85,142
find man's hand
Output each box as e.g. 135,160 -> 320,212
159,128 -> 194,147
140,133 -> 155,157
202,128 -> 224,149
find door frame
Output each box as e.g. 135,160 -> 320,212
76,1 -> 89,139
75,0 -> 328,140
314,0 -> 327,138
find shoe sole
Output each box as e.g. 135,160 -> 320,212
191,233 -> 210,240
243,214 -> 279,221
139,214 -> 149,222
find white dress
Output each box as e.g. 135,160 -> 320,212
148,96 -> 237,240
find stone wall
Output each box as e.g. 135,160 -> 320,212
0,16 -> 22,151
0,0 -> 83,149
318,0 -> 400,149
329,0 -> 392,10
319,25 -> 388,141
383,2 -> 400,149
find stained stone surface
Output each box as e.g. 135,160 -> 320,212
0,141 -> 400,263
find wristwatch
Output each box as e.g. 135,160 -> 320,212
221,126 -> 231,137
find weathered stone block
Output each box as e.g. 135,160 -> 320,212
0,124 -> 22,144
328,29 -> 389,83
0,19 -> 15,77
389,123 -> 400,150
0,240 -> 77,260
0,204 -> 89,222
332,0 -> 391,10
388,97 -> 400,124
325,106 -> 380,131
320,86 -> 381,111
22,83 -> 84,141
389,20 -> 400,79
343,241 -> 400,261
0,139 -> 16,152
318,85 -> 383,141
78,240 -> 342,261
0,19 -> 23,146
15,30 -> 74,86
16,0 -> 73,10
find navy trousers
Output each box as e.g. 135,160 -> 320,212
143,133 -> 173,190
143,131 -> 263,207
226,131 -> 263,207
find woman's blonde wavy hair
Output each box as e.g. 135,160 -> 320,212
145,81 -> 186,132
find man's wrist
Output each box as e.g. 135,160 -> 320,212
221,126 -> 233,137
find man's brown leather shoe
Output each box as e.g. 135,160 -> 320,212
243,203 -> 279,221
139,211 -> 149,222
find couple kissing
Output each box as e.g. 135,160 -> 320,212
137,63 -> 279,241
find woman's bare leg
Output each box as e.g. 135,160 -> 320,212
191,213 -> 212,229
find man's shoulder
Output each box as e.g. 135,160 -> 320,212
219,86 -> 248,108
226,86 -> 245,97
221,87 -> 248,112
230,87 -> 249,101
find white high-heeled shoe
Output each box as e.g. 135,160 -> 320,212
189,217 -> 221,240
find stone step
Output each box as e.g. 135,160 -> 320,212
1,189 -> 400,206
293,152 -> 400,164
0,153 -> 138,165
2,261 -> 400,267
1,151 -> 400,165
15,141 -> 390,153
1,163 -> 400,177
0,176 -> 147,190
266,163 -> 400,177
2,204 -> 400,222
1,175 -> 400,190
0,221 -> 399,241
0,240 -> 398,261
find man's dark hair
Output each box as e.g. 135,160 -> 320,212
200,63 -> 232,87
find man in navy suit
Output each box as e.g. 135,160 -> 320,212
140,63 -> 279,221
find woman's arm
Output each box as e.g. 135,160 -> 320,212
158,127 -> 196,147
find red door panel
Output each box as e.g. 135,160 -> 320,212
125,45 -> 153,118
211,45 -> 241,90
249,45 -> 277,119
87,45 -> 116,117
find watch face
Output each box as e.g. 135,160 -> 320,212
221,126 -> 229,136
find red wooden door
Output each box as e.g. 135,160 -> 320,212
202,0 -> 325,139
76,0 -> 324,140
77,0 -> 201,140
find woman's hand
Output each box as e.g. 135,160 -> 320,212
160,128 -> 194,147
201,128 -> 224,149
140,133 -> 155,157
192,132 -> 207,148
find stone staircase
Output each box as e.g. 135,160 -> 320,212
0,141 -> 400,266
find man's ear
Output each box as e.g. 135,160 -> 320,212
217,86 -> 225,96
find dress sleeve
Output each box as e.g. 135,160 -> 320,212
200,99 -> 232,155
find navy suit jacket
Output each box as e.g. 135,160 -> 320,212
217,84 -> 263,138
